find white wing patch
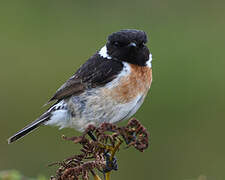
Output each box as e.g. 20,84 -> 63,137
98,45 -> 112,59
105,62 -> 131,89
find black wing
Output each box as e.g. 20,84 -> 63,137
48,53 -> 123,102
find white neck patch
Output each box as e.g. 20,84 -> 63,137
146,53 -> 152,68
98,45 -> 112,59
105,61 -> 131,89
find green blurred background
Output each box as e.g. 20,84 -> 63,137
0,0 -> 225,179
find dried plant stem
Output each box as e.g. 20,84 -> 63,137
94,175 -> 102,180
90,170 -> 102,180
105,172 -> 110,180
51,118 -> 150,180
104,139 -> 123,180
110,138 -> 122,160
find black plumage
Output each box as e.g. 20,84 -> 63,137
49,54 -> 123,102
106,29 -> 149,66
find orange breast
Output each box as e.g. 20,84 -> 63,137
107,64 -> 152,103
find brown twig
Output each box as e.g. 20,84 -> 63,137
50,118 -> 150,180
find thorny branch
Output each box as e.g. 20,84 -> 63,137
50,118 -> 150,180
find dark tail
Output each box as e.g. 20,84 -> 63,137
8,112 -> 50,144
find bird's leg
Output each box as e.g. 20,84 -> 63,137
87,131 -> 114,152
87,131 -> 97,141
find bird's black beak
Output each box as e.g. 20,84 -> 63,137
128,42 -> 137,48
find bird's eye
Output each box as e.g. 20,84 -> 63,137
113,41 -> 126,47
113,41 -> 120,46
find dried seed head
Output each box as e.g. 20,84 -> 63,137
51,118 -> 150,180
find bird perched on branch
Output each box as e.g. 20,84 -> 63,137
8,29 -> 153,144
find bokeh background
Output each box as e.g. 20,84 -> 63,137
1,0 -> 225,180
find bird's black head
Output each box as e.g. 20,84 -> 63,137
106,29 -> 150,66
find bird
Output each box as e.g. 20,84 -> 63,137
8,29 -> 153,144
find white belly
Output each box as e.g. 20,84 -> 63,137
45,87 -> 147,132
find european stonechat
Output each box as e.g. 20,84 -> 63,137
8,29 -> 152,144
